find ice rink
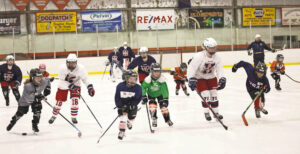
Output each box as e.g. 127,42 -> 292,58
1,66 -> 300,154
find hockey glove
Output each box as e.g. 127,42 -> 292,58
188,77 -> 197,91
65,74 -> 75,83
217,77 -> 226,90
87,84 -> 95,97
280,71 -> 285,75
264,86 -> 270,93
142,96 -> 148,105
34,93 -> 44,102
271,48 -> 276,53
68,83 -> 79,90
232,64 -> 238,72
43,86 -> 51,96
105,61 -> 110,66
13,81 -> 20,89
49,77 -> 55,82
170,71 -> 176,75
247,50 -> 252,56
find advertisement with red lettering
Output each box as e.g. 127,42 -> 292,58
136,9 -> 175,30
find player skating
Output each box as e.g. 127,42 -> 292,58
232,61 -> 270,118
6,68 -> 51,133
0,55 -> 22,106
170,63 -> 189,96
115,70 -> 142,140
119,42 -> 135,69
142,63 -> 173,127
128,47 -> 156,83
48,54 -> 95,124
247,34 -> 276,66
270,54 -> 285,90
187,38 -> 226,121
106,47 -> 123,82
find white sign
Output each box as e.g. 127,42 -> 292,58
282,7 -> 300,26
136,9 -> 175,30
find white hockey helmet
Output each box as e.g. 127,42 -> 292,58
66,53 -> 77,62
255,34 -> 261,39
6,55 -> 15,61
139,46 -> 148,53
113,47 -> 118,53
123,42 -> 128,46
203,37 -> 217,55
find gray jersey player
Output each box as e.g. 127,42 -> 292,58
6,68 -> 51,133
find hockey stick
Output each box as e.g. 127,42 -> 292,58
145,103 -> 155,133
197,92 -> 228,130
80,94 -> 103,129
285,74 -> 300,83
43,99 -> 82,138
97,115 -> 119,143
101,65 -> 108,80
241,86 -> 266,126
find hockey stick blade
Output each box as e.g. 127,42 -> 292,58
78,131 -> 82,138
242,114 -> 249,126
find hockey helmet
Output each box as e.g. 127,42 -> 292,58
122,69 -> 138,88
276,54 -> 284,63
66,54 -> 77,71
180,63 -> 188,69
39,63 -> 46,69
203,38 -> 217,55
30,68 -> 43,85
255,62 -> 267,74
6,55 -> 15,66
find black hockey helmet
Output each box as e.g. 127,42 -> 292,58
150,63 -> 161,72
276,54 -> 284,63
255,62 -> 267,74
122,69 -> 138,88
29,68 -> 43,85
180,63 -> 187,69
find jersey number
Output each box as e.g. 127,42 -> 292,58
202,62 -> 215,74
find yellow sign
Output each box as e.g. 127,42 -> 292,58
242,8 -> 275,26
36,12 -> 77,33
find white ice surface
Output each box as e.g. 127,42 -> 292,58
1,66 -> 300,154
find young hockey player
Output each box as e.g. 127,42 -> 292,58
119,42 -> 135,69
6,68 -> 51,133
115,69 -> 142,140
247,34 -> 276,66
106,47 -> 123,82
39,64 -> 54,82
142,63 -> 173,127
232,61 -> 271,118
48,54 -> 95,124
0,55 -> 22,106
128,47 -> 156,83
187,38 -> 226,121
170,63 -> 189,96
270,54 -> 285,90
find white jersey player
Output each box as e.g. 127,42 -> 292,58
48,54 -> 95,124
187,38 -> 226,121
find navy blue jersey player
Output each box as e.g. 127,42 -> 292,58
107,47 -> 123,82
119,42 -> 135,69
115,69 -> 142,140
232,61 -> 270,118
0,55 -> 22,106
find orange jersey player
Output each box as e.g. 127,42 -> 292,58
39,64 -> 54,82
270,54 -> 285,90
170,63 -> 189,96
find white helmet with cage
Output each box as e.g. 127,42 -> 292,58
66,54 -> 77,70
203,37 -> 217,55
6,55 -> 15,66
139,46 -> 148,59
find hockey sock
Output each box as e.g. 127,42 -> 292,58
52,101 -> 63,117
160,107 -> 170,122
149,103 -> 158,119
71,97 -> 79,118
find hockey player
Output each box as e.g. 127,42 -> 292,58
106,47 -> 123,82
6,68 -> 51,133
0,55 -> 22,106
187,38 -> 226,121
128,47 -> 156,83
119,42 -> 135,69
232,61 -> 270,118
39,64 -> 54,82
270,54 -> 285,90
142,63 -> 173,127
115,70 -> 142,140
48,54 -> 95,124
170,63 -> 189,96
247,34 -> 276,66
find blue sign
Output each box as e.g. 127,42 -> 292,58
82,10 -> 122,32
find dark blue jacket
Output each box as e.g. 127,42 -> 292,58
236,61 -> 270,92
115,82 -> 142,108
0,64 -> 22,83
108,51 -> 123,66
119,47 -> 135,61
247,41 -> 272,60
127,56 -> 156,76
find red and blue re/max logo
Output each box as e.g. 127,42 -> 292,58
137,16 -> 173,23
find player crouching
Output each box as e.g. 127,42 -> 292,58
270,54 -> 285,90
115,70 -> 142,140
170,63 -> 189,96
7,68 -> 51,133
232,61 -> 270,118
142,63 -> 173,127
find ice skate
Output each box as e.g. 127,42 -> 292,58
32,123 -> 39,133
166,120 -> 173,126
6,99 -> 9,106
175,89 -> 179,95
261,108 -> 268,115
152,118 -> 157,127
118,131 -> 125,140
204,112 -> 212,121
275,84 -> 282,91
127,120 -> 133,130
255,109 -> 261,118
214,113 -> 223,120
48,116 -> 56,124
72,117 -> 78,124
184,90 -> 190,96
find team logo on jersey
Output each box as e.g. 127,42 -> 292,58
141,65 -> 151,73
202,62 -> 215,74
120,91 -> 135,98
249,81 -> 264,89
150,82 -> 160,91
4,73 -> 14,81
65,74 -> 76,83
123,49 -> 128,57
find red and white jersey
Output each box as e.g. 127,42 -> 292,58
58,63 -> 90,90
187,51 -> 224,80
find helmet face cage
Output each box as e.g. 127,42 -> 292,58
276,54 -> 284,63
255,62 -> 267,74
30,68 -> 43,85
180,63 -> 187,69
203,38 -> 217,55
122,70 -> 138,87
151,63 -> 162,79
6,55 -> 15,66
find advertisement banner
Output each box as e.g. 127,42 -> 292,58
189,9 -> 224,28
52,0 -> 70,10
242,8 -> 275,26
75,0 -> 91,10
0,14 -> 20,35
10,0 -> 30,11
36,12 -> 77,33
282,7 -> 300,26
82,10 -> 122,32
32,0 -> 50,11
136,9 -> 175,30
